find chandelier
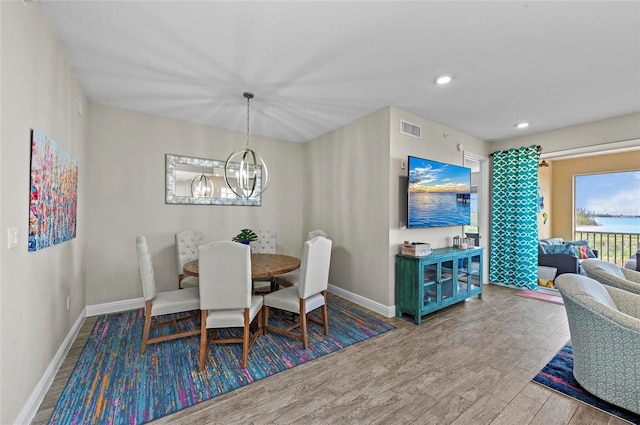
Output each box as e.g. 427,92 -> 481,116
190,173 -> 214,198
224,92 -> 271,199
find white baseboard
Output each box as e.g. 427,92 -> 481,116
15,308 -> 87,425
328,284 -> 395,318
85,297 -> 144,316
18,298 -> 144,424
86,290 -> 392,319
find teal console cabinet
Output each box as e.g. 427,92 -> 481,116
396,247 -> 483,324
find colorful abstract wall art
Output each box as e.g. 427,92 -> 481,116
29,129 -> 78,251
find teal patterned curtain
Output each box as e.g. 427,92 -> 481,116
490,145 -> 540,289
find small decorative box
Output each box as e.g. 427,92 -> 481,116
401,242 -> 432,256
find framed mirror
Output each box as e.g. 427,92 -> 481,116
165,154 -> 262,206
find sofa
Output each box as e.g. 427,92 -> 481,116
538,237 -> 598,278
624,255 -> 640,271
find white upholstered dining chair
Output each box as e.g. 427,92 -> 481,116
307,229 -> 329,240
250,229 -> 278,292
198,241 -> 264,370
249,229 -> 277,254
274,230 -> 329,288
136,236 -> 200,354
175,230 -> 205,289
263,236 -> 332,349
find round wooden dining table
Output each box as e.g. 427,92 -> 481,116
183,253 -> 300,280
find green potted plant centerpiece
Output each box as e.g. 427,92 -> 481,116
232,228 -> 258,245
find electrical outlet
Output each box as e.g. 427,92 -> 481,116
66,296 -> 71,310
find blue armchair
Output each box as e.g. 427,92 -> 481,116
555,274 -> 640,415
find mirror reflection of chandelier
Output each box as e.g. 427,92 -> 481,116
224,92 -> 271,199
190,174 -> 214,198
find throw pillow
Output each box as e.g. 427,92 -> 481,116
537,278 -> 555,289
567,240 -> 597,258
573,245 -> 589,259
544,244 -> 577,257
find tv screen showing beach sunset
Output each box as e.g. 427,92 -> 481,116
408,156 -> 471,228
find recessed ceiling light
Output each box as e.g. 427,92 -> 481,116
516,122 -> 529,129
436,75 -> 452,85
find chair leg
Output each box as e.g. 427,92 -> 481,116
321,291 -> 329,335
141,300 -> 153,354
300,299 -> 308,349
263,306 -> 270,333
242,308 -> 250,368
199,310 -> 208,372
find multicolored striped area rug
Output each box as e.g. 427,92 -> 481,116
48,295 -> 394,424
533,345 -> 640,424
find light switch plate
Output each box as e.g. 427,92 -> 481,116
8,227 -> 18,249
76,93 -> 83,116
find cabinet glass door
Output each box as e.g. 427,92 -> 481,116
423,282 -> 437,308
423,262 -> 437,285
422,262 -> 438,308
469,253 -> 482,290
457,256 -> 470,295
440,259 -> 454,301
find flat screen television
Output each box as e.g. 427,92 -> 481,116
407,156 -> 471,228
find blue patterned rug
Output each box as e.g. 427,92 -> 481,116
533,344 -> 640,424
48,294 -> 394,424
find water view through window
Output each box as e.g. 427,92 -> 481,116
464,191 -> 478,234
575,170 -> 640,233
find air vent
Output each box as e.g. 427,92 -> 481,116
400,120 -> 422,138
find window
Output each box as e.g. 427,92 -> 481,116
574,170 -> 640,265
464,186 -> 478,234
575,170 -> 640,233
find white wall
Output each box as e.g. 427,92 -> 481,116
304,108 -> 392,306
389,107 -> 490,292
491,112 -> 640,154
304,106 -> 491,308
0,2 -> 88,423
86,104 -> 305,305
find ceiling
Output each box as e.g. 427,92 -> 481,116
40,1 -> 640,144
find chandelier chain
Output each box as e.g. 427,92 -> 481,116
246,95 -> 250,149
244,91 -> 254,149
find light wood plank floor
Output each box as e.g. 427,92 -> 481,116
31,284 -> 629,425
